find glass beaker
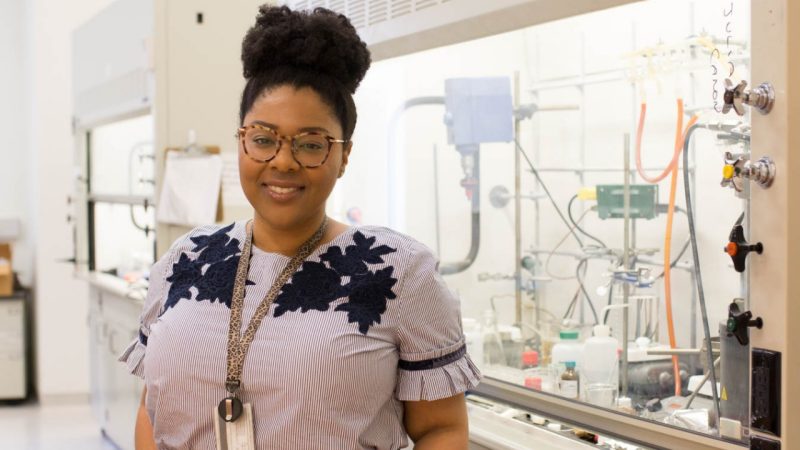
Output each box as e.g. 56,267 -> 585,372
583,382 -> 618,408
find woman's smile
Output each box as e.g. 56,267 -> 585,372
262,181 -> 305,202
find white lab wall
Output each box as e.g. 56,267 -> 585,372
346,0 -> 750,349
0,0 -> 33,286
29,0 -> 115,397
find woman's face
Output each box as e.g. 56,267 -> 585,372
238,85 -> 350,231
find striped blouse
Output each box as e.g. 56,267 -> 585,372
119,221 -> 481,449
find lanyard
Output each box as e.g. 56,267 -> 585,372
222,218 -> 328,400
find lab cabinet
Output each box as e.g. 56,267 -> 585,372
87,277 -> 144,450
0,291 -> 28,400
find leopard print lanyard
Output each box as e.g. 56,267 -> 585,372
219,218 -> 327,421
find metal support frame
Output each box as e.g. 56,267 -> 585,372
473,378 -> 746,450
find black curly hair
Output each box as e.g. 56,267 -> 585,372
240,6 -> 371,140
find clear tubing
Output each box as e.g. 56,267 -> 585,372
635,100 -> 685,183
682,123 -> 721,429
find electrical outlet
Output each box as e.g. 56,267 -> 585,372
751,348 -> 781,436
750,435 -> 781,450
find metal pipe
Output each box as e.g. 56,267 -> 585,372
621,134 -> 631,397
526,248 -> 618,261
578,32 -> 587,324
387,96 -> 445,229
647,348 -> 703,356
525,166 -> 696,174
433,144 -> 442,258
440,150 -> 481,275
87,194 -> 155,207
387,96 -> 481,275
532,35 -> 543,336
527,56 -> 751,93
514,72 -> 523,325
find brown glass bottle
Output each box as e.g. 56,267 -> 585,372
559,361 -> 579,399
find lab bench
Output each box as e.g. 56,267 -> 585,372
85,273 -> 144,449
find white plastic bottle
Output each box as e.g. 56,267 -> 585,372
550,329 -> 583,372
481,309 -> 502,366
462,318 -> 483,371
580,324 -> 619,407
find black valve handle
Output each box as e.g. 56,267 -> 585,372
726,302 -> 763,346
724,224 -> 763,273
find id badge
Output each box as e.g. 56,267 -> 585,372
214,403 -> 256,450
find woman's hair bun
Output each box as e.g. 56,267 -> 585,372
242,6 -> 371,94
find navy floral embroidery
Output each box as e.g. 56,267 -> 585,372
274,230 -> 398,334
163,224 -> 253,313
162,226 -> 398,335
163,253 -> 202,311
320,232 -> 396,275
336,267 -> 398,334
273,261 -> 349,316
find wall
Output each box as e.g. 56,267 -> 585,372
29,0 -> 115,398
0,0 -> 33,286
154,0 -> 271,255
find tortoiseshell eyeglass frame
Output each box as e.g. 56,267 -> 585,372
236,124 -> 348,168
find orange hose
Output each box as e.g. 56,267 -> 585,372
663,113 -> 699,396
635,100 -> 685,183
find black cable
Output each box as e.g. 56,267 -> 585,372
602,280 -> 615,324
682,124 -> 721,422
647,237 -> 691,279
563,284 -> 583,321
567,194 -> 607,248
515,141 -> 583,247
129,205 -> 151,236
634,205 -> 691,278
574,258 -> 600,324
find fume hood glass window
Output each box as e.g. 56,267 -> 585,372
89,114 -> 155,197
93,202 -> 155,278
350,0 -> 751,441
87,114 -> 156,279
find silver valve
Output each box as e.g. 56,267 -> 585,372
721,152 -> 776,194
723,79 -> 775,115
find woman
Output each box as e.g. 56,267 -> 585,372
120,5 -> 480,449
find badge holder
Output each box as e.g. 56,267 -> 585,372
214,394 -> 256,450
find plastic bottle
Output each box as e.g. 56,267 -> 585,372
580,324 -> 619,407
521,350 -> 540,389
481,309 -> 504,365
559,361 -> 579,399
550,330 -> 583,372
462,318 -> 483,371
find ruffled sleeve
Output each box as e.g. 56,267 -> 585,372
117,249 -> 173,378
394,242 -> 482,401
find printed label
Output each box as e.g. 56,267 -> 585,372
559,380 -> 579,399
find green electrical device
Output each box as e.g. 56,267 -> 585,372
596,184 -> 659,220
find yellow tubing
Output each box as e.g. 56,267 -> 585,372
635,99 -> 685,183
664,113 -> 699,396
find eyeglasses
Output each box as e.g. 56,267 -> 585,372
236,124 -> 348,168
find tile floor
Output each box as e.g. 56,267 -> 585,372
0,400 -> 117,450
